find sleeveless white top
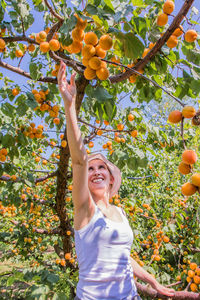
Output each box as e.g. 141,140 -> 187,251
74,204 -> 138,300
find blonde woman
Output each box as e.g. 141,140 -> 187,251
58,60 -> 175,300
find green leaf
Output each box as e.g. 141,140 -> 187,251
60,15 -> 77,34
29,63 -> 42,80
86,4 -> 98,15
52,293 -> 68,300
131,0 -> 146,7
47,274 -> 59,283
119,33 -> 144,59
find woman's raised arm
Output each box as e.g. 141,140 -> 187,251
57,60 -> 88,165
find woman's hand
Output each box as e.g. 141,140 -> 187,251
57,60 -> 77,105
151,280 -> 175,297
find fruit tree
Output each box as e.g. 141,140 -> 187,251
0,0 -> 200,299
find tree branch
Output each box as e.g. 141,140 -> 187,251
0,60 -> 57,83
43,0 -> 64,21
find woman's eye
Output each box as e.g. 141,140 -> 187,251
88,167 -> 93,171
99,165 -> 105,169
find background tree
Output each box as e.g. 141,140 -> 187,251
0,0 -> 200,299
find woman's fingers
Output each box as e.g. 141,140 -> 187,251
70,72 -> 76,87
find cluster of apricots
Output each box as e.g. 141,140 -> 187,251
37,30 -> 60,53
179,149 -> 200,196
157,0 -> 198,48
168,105 -> 200,196
168,105 -> 196,124
0,202 -> 16,217
82,33 -> 112,81
62,13 -> 87,54
20,123 -> 44,139
177,261 -> 200,292
0,148 -> 8,162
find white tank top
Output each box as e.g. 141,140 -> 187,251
74,204 -> 138,300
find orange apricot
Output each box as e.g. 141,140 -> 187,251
163,0 -> 175,15
72,28 -> 84,41
181,182 -> 197,196
15,49 -> 23,57
28,44 -> 35,52
96,67 -> 109,80
190,262 -> 197,270
84,66 -> 96,80
117,124 -> 124,131
99,34 -> 113,50
157,13 -> 168,26
74,13 -> 87,30
84,32 -> 98,46
173,25 -> 184,37
166,35 -> 178,48
82,44 -> 96,59
61,140 -> 67,148
95,45 -> 106,58
182,150 -> 197,165
0,38 -> 6,49
178,162 -> 191,175
185,29 -> 198,43
128,113 -> 135,121
131,130 -> 138,138
190,283 -> 198,292
168,110 -> 182,123
40,42 -> 50,53
39,31 -> 47,41
49,39 -> 60,51
142,48 -> 150,58
191,173 -> 200,187
129,74 -> 137,83
70,40 -> 82,53
12,88 -> 19,96
89,56 -> 102,70
182,106 -> 196,118
88,141 -> 94,148
82,57 -> 89,66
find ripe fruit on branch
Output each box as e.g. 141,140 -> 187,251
131,130 -> 138,138
182,150 -> 197,165
166,35 -> 178,48
89,56 -> 102,70
142,48 -> 150,58
12,88 -> 19,96
96,67 -> 109,80
0,38 -> 5,49
95,45 -> 106,58
163,0 -> 175,15
70,41 -> 82,53
82,44 -> 96,59
173,25 -> 184,37
129,74 -> 137,83
168,110 -> 182,123
191,173 -> 200,187
184,29 -> 198,43
181,182 -> 197,196
39,31 -> 47,41
15,49 -> 23,57
84,66 -> 96,80
84,32 -> 98,46
182,106 -> 196,118
128,114 -> 135,121
157,13 -> 168,26
40,42 -> 50,53
74,13 -> 87,30
49,39 -> 60,51
72,28 -> 84,41
178,162 -> 191,175
99,35 -> 113,50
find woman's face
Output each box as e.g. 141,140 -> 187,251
88,159 -> 114,195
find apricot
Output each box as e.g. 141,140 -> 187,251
12,88 -> 19,96
61,140 -> 67,148
28,44 -> 35,52
149,42 -> 155,49
178,162 -> 191,175
0,38 -> 6,49
181,182 -> 197,196
89,56 -> 102,70
129,74 -> 137,83
182,106 -> 196,118
49,39 -> 60,51
117,124 -> 124,131
88,141 -> 94,148
190,283 -> 198,292
0,148 -> 8,155
99,35 -> 113,50
40,42 -> 50,53
70,41 -> 82,53
173,25 -> 184,37
182,150 -> 197,165
157,13 -> 168,26
82,44 -> 96,59
84,66 -> 96,80
82,57 -> 89,66
191,173 -> 200,187
53,118 -> 60,125
95,45 -> 106,58
163,0 -> 175,15
168,110 -> 182,123
72,28 -> 84,41
74,13 -> 87,30
131,130 -> 138,137
190,262 -> 197,270
39,31 -> 47,41
166,35 -> 178,48
96,67 -> 109,80
142,48 -> 150,58
185,29 -> 198,43
15,49 -> 23,57
84,32 -> 98,46
128,113 -> 134,121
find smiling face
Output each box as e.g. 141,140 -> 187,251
88,159 -> 114,197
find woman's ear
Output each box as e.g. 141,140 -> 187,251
110,174 -> 114,185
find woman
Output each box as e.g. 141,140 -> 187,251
58,60 -> 175,300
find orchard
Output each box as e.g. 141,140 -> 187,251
0,0 -> 200,299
